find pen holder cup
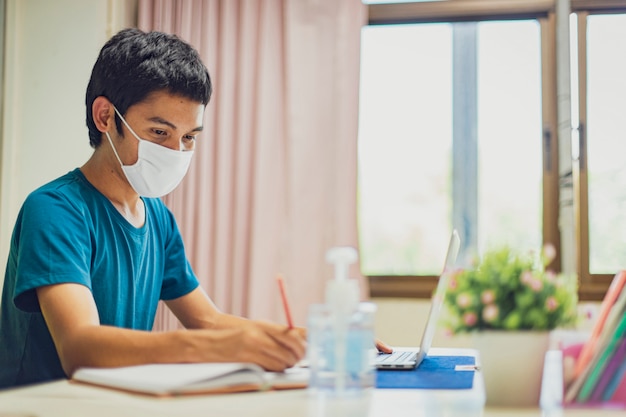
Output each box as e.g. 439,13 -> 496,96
307,302 -> 377,396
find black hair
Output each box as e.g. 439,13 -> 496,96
85,28 -> 212,148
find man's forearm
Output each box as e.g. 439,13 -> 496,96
56,325 -> 203,376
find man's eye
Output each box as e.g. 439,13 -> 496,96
183,135 -> 196,142
153,129 -> 167,136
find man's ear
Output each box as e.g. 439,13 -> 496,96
92,96 -> 115,132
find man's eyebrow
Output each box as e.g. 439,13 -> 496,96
148,116 -> 203,132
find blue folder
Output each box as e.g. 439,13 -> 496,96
376,355 -> 476,389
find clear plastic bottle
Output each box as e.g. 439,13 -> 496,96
307,247 -> 377,396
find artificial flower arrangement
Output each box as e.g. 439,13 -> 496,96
442,245 -> 578,333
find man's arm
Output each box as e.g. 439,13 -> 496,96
166,287 -> 391,353
162,285 -> 227,330
164,287 -> 309,358
37,284 -> 305,377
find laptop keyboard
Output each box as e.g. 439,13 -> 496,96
376,350 -> 417,363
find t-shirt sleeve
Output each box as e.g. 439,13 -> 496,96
157,204 -> 199,301
13,190 -> 92,313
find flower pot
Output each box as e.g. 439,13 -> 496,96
472,330 -> 550,408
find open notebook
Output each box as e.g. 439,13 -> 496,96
375,229 -> 460,370
72,362 -> 309,396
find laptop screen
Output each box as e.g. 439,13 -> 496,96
416,229 -> 461,361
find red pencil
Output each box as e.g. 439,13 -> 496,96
276,274 -> 294,329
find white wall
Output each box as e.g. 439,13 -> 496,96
374,298 -> 472,348
0,0 -> 136,291
374,297 -> 600,349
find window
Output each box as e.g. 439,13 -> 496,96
361,0 -> 626,300
575,9 -> 626,297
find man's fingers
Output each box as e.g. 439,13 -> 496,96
375,338 -> 393,353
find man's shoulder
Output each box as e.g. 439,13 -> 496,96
27,168 -> 86,199
18,169 -> 100,225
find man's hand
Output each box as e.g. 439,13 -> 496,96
376,338 -> 393,353
197,320 -> 306,372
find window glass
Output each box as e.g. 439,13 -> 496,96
359,23 -> 453,275
477,20 -> 542,253
586,14 -> 626,274
358,20 -> 542,276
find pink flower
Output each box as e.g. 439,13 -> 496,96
481,290 -> 495,304
456,293 -> 472,308
482,304 -> 499,323
543,243 -> 557,263
529,277 -> 543,292
462,312 -> 477,327
522,272 -> 543,292
520,271 -> 533,284
546,296 -> 558,312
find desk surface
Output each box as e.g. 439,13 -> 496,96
0,348 -> 622,417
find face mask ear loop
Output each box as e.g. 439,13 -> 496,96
112,106 -> 143,142
105,131 -> 126,168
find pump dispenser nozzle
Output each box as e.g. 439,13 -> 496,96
326,247 -> 357,281
325,247 -> 359,312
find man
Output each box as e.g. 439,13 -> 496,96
0,29 -> 306,389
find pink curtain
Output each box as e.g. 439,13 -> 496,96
137,0 -> 367,330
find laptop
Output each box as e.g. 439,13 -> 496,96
375,229 -> 461,370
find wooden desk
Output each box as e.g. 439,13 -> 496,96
0,349 -> 622,417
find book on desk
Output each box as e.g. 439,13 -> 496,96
71,362 -> 309,397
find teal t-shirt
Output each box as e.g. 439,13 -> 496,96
0,169 -> 199,389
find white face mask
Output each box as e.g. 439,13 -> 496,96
105,106 -> 194,198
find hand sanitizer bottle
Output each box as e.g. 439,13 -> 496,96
307,247 -> 377,397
